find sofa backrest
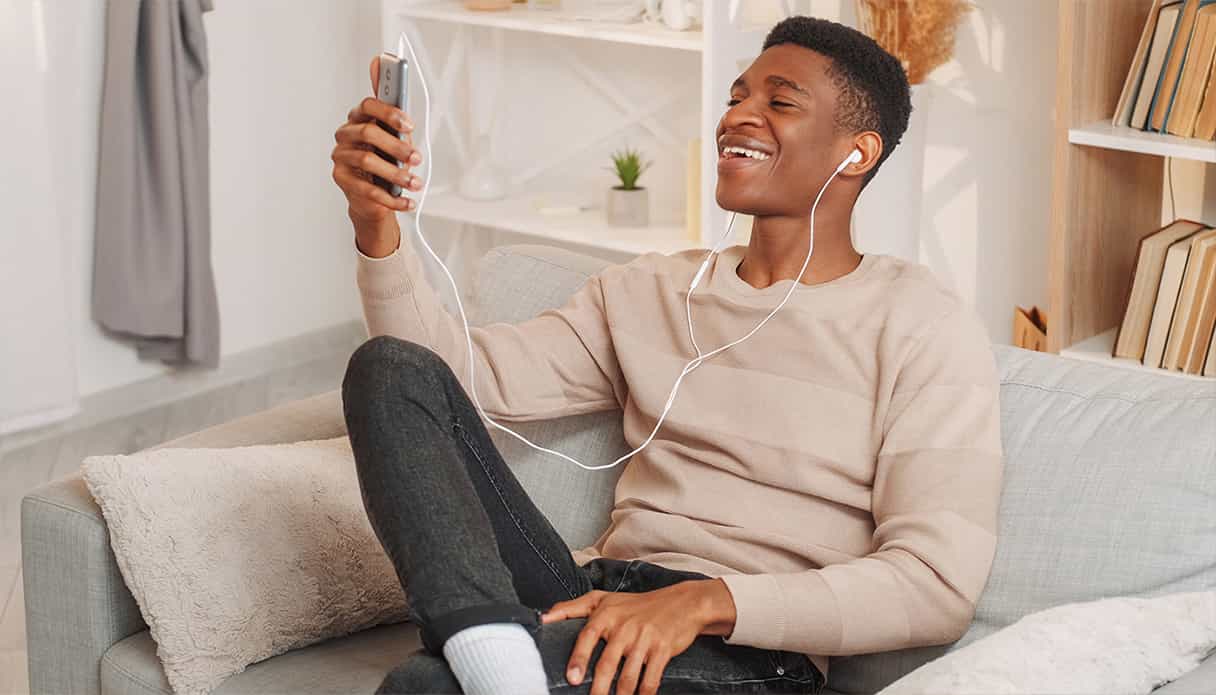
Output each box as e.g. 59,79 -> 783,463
473,245 -> 1216,693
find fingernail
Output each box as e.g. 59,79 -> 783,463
399,116 -> 413,131
568,667 -> 581,684
410,152 -> 422,164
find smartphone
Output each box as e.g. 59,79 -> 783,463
373,51 -> 410,197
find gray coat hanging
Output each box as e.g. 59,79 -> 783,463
93,0 -> 219,368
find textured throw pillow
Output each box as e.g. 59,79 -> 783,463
877,590 -> 1216,695
82,436 -> 409,695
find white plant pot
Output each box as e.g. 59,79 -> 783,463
606,187 -> 649,227
852,83 -> 932,263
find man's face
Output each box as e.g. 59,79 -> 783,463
715,44 -> 846,217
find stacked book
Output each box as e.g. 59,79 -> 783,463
1114,220 -> 1216,376
1115,0 -> 1216,138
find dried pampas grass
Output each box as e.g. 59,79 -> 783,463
855,0 -> 972,84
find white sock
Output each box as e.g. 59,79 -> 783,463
441,622 -> 549,695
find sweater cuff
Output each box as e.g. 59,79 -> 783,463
354,237 -> 412,303
718,573 -> 787,649
718,571 -> 843,653
354,235 -> 401,262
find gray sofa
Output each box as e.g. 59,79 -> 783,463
21,244 -> 1216,694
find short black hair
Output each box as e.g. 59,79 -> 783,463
763,16 -> 911,186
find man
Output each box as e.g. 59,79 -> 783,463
331,15 -> 1003,695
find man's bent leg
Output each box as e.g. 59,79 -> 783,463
342,335 -> 594,657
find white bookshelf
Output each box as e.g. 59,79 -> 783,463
1059,328 -> 1213,381
418,191 -> 698,256
391,0 -> 703,51
1068,119 -> 1216,163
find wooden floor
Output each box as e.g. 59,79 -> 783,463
0,349 -> 352,694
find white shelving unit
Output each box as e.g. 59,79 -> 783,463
420,190 -> 692,255
1069,120 -> 1216,163
1059,328 -> 1212,381
397,0 -> 703,51
381,0 -> 792,260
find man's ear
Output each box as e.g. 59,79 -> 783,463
843,132 -> 883,178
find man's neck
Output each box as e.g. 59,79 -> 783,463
737,209 -> 861,290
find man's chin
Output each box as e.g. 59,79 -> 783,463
715,191 -> 777,217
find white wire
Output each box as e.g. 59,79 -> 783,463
394,31 -> 850,472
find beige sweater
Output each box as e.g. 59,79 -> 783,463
355,236 -> 1004,680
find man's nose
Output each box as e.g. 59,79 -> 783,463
721,98 -> 763,130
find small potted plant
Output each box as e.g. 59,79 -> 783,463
606,147 -> 652,227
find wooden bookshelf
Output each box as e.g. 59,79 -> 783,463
1048,0 -> 1168,358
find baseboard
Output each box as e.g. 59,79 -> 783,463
0,320 -> 368,454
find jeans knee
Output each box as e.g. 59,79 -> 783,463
343,336 -> 452,394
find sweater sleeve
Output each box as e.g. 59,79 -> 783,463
718,305 -> 1004,655
354,235 -> 625,422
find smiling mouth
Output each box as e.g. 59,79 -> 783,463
720,146 -> 771,161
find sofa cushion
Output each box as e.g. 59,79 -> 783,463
875,589 -> 1216,695
100,623 -> 422,695
82,437 -> 409,695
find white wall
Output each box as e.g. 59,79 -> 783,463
51,0 -> 380,399
919,1 -> 1057,343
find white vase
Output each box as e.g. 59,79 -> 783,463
606,187 -> 649,227
458,134 -> 507,201
851,83 -> 932,263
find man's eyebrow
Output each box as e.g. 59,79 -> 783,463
766,75 -> 809,95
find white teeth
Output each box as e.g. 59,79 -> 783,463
722,146 -> 770,160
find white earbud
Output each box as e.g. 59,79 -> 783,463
837,148 -> 862,173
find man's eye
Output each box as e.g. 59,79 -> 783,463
771,100 -> 794,108
725,98 -> 741,106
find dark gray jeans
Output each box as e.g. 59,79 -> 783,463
342,335 -> 826,694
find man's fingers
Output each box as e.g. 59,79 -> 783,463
614,641 -> 650,695
565,619 -> 604,686
590,634 -> 627,695
334,120 -> 418,166
344,97 -> 414,131
544,590 -> 604,624
332,166 -> 414,211
332,147 -> 418,191
638,649 -> 670,695
358,96 -> 413,133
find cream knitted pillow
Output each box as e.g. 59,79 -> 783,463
82,436 -> 409,695
877,590 -> 1216,695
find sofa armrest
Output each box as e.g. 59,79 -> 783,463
21,388 -> 346,694
1153,651 -> 1216,694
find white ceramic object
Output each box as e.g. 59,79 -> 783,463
458,135 -> 508,201
606,187 -> 649,227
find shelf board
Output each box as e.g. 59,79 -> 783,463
418,190 -> 700,256
1058,328 -> 1213,381
390,0 -> 702,51
1068,120 -> 1216,163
